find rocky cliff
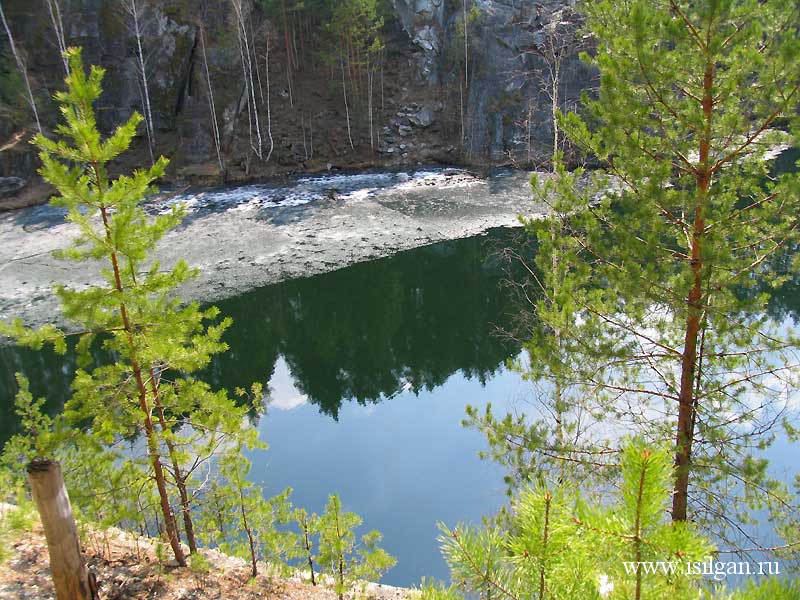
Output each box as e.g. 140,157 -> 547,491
0,0 -> 591,206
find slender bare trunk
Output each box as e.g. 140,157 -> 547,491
232,0 -> 262,159
459,75 -> 465,147
250,18 -> 264,106
0,1 -> 41,133
234,474 -> 258,578
309,114 -> 313,159
463,0 -> 468,89
527,100 -> 533,164
281,0 -> 294,107
265,33 -> 274,161
127,0 -> 155,164
199,27 -> 224,170
367,57 -> 374,150
341,53 -> 354,150
45,0 -> 69,76
551,60 -> 560,166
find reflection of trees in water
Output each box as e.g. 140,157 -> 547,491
735,149 -> 800,324
209,230 -> 523,419
0,229 -> 524,443
0,343 -> 76,445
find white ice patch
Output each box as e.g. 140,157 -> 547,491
147,168 -> 480,215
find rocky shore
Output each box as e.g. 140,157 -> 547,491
0,167 -> 545,330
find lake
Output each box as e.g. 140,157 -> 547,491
0,227 -> 534,587
1,151 -> 798,588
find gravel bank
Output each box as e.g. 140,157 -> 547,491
0,168 -> 544,329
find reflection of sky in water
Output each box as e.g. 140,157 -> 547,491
1,215 -> 797,588
252,358 -> 528,587
258,345 -> 799,588
265,356 -> 308,411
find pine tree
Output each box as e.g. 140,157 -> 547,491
433,440 -> 712,600
317,493 -> 396,600
0,47 -> 259,565
562,0 -> 799,527
203,446 -> 296,579
478,0 -> 800,551
295,507 -> 319,585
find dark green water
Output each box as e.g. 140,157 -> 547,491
0,227 -> 531,586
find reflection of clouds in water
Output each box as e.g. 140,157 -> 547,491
266,356 -> 308,411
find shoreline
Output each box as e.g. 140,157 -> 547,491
0,167 -> 544,330
0,503 -> 414,600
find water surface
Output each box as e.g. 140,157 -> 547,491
0,228 -> 531,586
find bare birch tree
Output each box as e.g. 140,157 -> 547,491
264,30 -> 274,162
340,52 -> 354,150
199,26 -> 224,171
44,0 -> 69,76
231,0 -> 263,160
463,0 -> 469,89
0,1 -> 42,133
121,0 -> 156,164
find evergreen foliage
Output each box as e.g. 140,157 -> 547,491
317,493 -> 396,600
0,48 -> 397,595
430,441 -> 715,600
471,0 -> 800,555
200,446 -> 297,579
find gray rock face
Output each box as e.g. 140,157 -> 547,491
460,0 -> 592,163
409,107 -> 436,128
1,0 -> 594,187
393,0 -> 447,82
0,177 -> 26,198
393,0 -> 593,164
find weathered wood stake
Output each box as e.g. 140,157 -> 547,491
27,459 -> 98,600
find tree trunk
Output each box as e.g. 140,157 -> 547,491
463,0 -> 469,89
199,26 -> 224,170
45,0 -> 69,76
341,53 -> 354,150
551,60 -> 560,166
0,2 -> 41,134
98,203 -> 186,566
265,33 -> 274,162
367,57 -> 374,150
301,519 -> 316,585
672,61 -> 714,523
150,371 -> 198,554
27,459 -> 98,600
129,0 -> 155,164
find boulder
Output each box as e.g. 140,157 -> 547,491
0,177 -> 26,198
409,107 -> 435,128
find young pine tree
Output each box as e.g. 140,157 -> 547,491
295,507 -> 319,585
434,441 -> 711,600
317,493 -> 396,600
1,47 -> 260,565
204,446 -> 296,579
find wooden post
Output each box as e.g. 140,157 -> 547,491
27,459 -> 97,600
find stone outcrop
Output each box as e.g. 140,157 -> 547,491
0,0 -> 589,201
